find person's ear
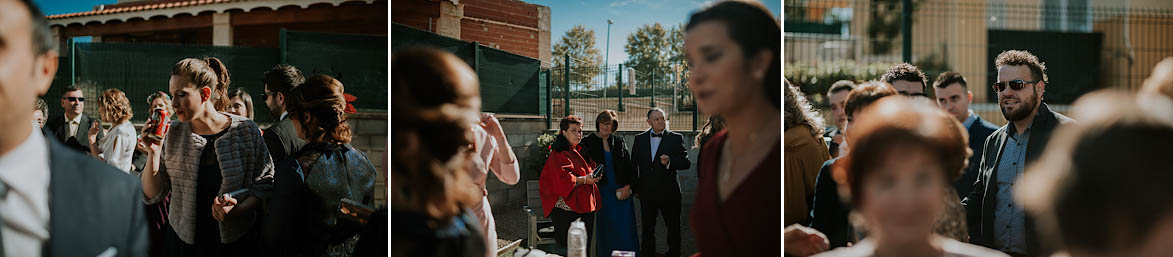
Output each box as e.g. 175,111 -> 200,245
749,49 -> 773,81
200,87 -> 211,102
32,51 -> 59,97
275,92 -> 285,106
966,90 -> 973,103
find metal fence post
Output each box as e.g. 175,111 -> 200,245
902,0 -> 912,63
617,63 -> 624,112
650,67 -> 656,108
564,54 -> 570,117
693,108 -> 699,131
546,69 -> 552,130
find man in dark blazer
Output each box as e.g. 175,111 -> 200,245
0,1 -> 148,256
963,51 -> 1075,257
932,71 -> 999,196
261,64 -> 307,163
630,108 -> 690,257
43,85 -> 102,154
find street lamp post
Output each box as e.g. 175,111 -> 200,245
604,19 -> 613,99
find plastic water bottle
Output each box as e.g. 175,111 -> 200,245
568,218 -> 587,257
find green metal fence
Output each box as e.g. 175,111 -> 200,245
548,60 -> 706,132
43,31 -> 388,125
391,23 -> 543,116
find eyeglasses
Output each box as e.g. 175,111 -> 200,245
263,91 -> 278,98
62,97 -> 85,102
992,79 -> 1040,93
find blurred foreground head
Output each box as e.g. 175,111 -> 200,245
833,96 -> 969,243
390,48 -> 481,225
1017,90 -> 1173,257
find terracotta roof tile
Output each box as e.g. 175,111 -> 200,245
46,0 -> 238,19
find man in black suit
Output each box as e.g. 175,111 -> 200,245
261,64 -> 307,163
0,1 -> 147,256
631,107 -> 690,257
43,84 -> 102,154
964,50 -> 1075,257
932,71 -> 999,196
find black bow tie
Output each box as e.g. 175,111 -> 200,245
651,133 -> 662,138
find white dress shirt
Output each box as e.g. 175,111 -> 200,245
649,129 -> 664,162
98,121 -> 137,172
64,113 -> 82,138
0,123 -> 52,257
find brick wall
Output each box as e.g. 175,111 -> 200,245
392,0 -> 550,62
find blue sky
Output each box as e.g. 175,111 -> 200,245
526,0 -> 781,65
33,0 -> 112,16
33,0 -> 110,42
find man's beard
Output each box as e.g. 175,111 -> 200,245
1000,87 -> 1039,123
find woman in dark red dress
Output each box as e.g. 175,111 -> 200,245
683,1 -> 783,256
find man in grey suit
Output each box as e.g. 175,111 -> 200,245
0,1 -> 148,256
261,64 -> 307,163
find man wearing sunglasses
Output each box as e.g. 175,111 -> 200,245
880,62 -> 930,98
932,72 -> 998,198
43,85 -> 102,154
962,50 -> 1075,257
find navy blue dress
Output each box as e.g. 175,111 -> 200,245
596,151 -> 639,256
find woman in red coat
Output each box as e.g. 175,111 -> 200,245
539,115 -> 601,253
684,1 -> 784,256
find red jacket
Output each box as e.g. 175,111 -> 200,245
539,144 -> 600,217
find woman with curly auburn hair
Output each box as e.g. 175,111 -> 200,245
88,88 -> 136,172
261,74 -> 378,257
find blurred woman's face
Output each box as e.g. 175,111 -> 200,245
859,144 -> 946,243
226,96 -> 248,118
168,75 -> 205,122
597,119 -> 613,138
564,123 -> 583,147
685,21 -> 766,117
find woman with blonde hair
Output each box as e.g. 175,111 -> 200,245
88,88 -> 136,172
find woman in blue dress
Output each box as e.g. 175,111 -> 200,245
581,110 -> 640,256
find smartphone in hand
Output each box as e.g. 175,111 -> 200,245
591,164 -> 605,178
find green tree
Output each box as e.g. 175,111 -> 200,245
552,25 -> 604,89
623,22 -> 672,91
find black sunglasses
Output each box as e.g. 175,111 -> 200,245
62,97 -> 85,102
992,79 -> 1040,93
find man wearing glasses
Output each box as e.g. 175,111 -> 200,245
44,85 -> 102,154
962,50 -> 1075,257
261,64 -> 307,163
880,62 -> 930,97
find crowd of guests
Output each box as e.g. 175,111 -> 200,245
0,1 -> 384,256
391,1 -> 781,257
785,32 -> 1173,256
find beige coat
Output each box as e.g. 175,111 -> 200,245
785,124 -> 830,226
